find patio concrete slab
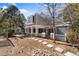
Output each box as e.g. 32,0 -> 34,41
55,47 -> 64,53
46,44 -> 54,48
14,34 -> 24,37
64,52 -> 77,56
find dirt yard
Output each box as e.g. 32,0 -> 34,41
0,37 -> 79,56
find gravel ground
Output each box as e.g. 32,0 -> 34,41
0,37 -> 78,56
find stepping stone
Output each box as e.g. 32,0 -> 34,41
28,38 -> 32,39
38,40 -> 43,42
46,44 -> 54,48
34,39 -> 38,41
32,38 -> 35,39
31,38 -> 33,40
31,38 -> 35,40
64,52 -> 77,56
55,47 -> 64,53
42,41 -> 47,45
76,52 -> 79,55
43,39 -> 47,40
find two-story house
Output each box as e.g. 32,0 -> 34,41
25,13 -> 69,41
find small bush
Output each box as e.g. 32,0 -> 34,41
67,29 -> 79,44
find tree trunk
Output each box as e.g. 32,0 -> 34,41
46,28 -> 49,39
52,8 -> 56,43
47,3 -> 56,43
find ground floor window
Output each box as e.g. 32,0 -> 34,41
29,28 -> 31,33
33,28 -> 35,33
38,28 -> 46,33
56,27 -> 67,34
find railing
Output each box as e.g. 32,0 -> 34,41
26,32 -> 66,41
55,34 -> 66,41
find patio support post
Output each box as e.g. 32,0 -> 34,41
35,28 -> 38,36
65,33 -> 67,41
31,27 -> 33,36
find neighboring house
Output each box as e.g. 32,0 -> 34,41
25,13 -> 69,41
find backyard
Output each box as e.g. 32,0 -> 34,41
0,3 -> 79,56
0,36 -> 79,56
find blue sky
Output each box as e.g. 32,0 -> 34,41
0,3 -> 43,19
0,3 -> 66,19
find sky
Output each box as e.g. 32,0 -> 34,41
0,3 -> 66,19
0,3 -> 44,19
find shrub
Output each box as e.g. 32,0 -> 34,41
8,29 -> 15,37
67,29 -> 79,44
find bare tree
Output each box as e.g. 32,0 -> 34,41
42,3 -> 62,42
64,4 -> 73,25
